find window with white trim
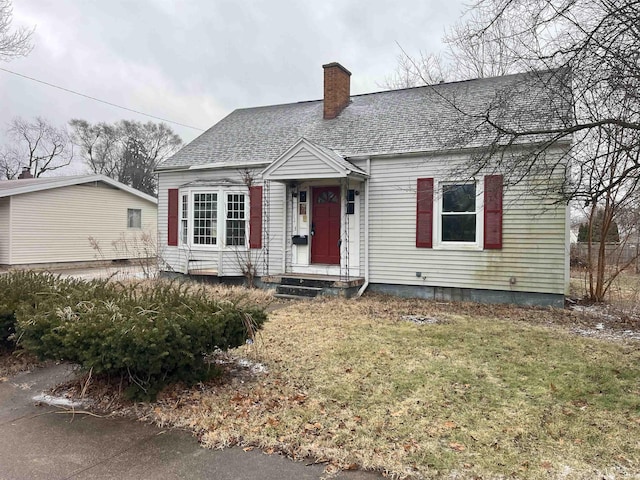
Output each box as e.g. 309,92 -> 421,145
127,208 -> 141,229
417,177 -> 499,251
180,194 -> 188,245
178,188 -> 251,249
193,193 -> 217,245
225,193 -> 246,246
441,183 -> 476,242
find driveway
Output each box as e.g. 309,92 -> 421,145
0,364 -> 380,480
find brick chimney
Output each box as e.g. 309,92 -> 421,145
323,62 -> 351,119
17,167 -> 33,179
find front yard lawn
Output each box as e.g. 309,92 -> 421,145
141,295 -> 640,479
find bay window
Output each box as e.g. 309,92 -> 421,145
177,189 -> 249,248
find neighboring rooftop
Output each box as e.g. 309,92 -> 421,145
159,67 -> 572,170
0,174 -> 158,204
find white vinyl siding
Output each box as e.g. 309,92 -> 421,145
367,152 -> 567,295
266,147 -> 341,180
8,184 -> 157,265
157,170 -> 284,277
350,159 -> 368,272
0,197 -> 10,264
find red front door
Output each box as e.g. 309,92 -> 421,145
311,186 -> 341,264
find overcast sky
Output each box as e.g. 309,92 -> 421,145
1,0 -> 466,153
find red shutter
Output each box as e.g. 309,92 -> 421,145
484,175 -> 503,249
249,185 -> 263,249
416,178 -> 434,248
167,188 -> 179,247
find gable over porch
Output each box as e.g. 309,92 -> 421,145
261,138 -> 368,284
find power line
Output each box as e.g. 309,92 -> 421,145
0,66 -> 206,131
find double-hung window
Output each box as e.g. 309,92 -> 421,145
416,176 -> 501,250
226,193 -> 246,246
193,193 -> 217,245
176,189 -> 252,248
180,194 -> 188,245
440,183 -> 478,244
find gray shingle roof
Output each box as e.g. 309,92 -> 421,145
160,69 -> 571,169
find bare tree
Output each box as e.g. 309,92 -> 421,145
68,119 -> 121,177
383,49 -> 452,89
70,119 -> 182,196
579,124 -> 640,300
454,0 -> 640,301
119,120 -> 182,196
384,0 -> 640,301
454,0 -> 640,189
382,7 -> 524,89
0,148 -> 19,179
0,0 -> 33,61
0,117 -> 73,179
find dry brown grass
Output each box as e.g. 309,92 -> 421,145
571,267 -> 640,305
129,295 -> 640,480
0,349 -> 47,380
112,277 -> 277,309
570,268 -> 640,329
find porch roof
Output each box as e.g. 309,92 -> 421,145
262,138 -> 368,181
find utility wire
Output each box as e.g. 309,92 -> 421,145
0,66 -> 206,131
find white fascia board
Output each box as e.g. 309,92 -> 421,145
264,171 -> 348,181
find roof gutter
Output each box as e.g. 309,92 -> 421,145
345,138 -> 573,162
188,162 -> 271,171
154,166 -> 191,174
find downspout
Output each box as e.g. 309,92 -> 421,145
357,157 -> 371,297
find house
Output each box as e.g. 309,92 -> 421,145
157,63 -> 570,306
0,174 -> 157,267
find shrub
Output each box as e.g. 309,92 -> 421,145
0,271 -> 94,349
12,276 -> 267,400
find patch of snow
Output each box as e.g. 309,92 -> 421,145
401,315 -> 443,325
236,358 -> 269,374
570,327 -> 640,341
33,393 -> 85,408
571,305 -> 618,321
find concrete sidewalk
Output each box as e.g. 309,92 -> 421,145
0,365 -> 380,480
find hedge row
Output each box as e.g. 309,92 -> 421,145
0,272 -> 267,400
0,271 -> 86,348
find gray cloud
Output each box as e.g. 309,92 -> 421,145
1,0 -> 466,146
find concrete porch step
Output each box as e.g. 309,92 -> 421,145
261,274 -> 364,298
280,276 -> 337,288
275,284 -> 323,298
